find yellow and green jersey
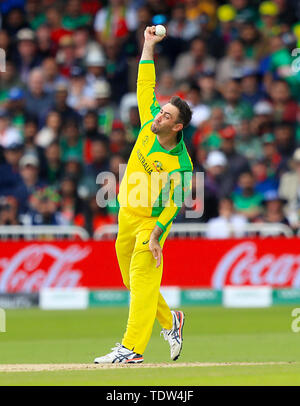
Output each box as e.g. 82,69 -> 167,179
118,60 -> 193,236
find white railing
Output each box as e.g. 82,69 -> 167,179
0,225 -> 90,241
0,223 -> 293,241
93,222 -> 294,240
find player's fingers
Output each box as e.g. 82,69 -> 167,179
156,250 -> 161,268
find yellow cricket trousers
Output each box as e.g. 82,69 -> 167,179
115,207 -> 173,355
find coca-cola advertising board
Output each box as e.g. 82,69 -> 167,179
0,239 -> 300,292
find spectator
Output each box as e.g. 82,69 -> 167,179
261,132 -> 285,179
260,189 -> 290,225
62,0 -> 92,31
6,88 -> 26,132
216,39 -> 257,85
44,141 -> 62,186
251,158 -> 278,195
0,61 -> 23,102
193,107 -> 226,151
52,82 -> 80,123
84,138 -> 110,181
203,150 -> 234,220
220,125 -> 250,183
167,3 -> 200,42
104,37 -> 129,103
93,80 -> 116,136
25,186 -> 63,225
279,148 -> 300,228
85,48 -> 106,92
58,174 -> 86,225
109,120 -> 132,158
23,116 -> 46,174
215,4 -> 239,49
14,28 -> 41,84
240,68 -> 265,106
217,79 -> 253,127
94,0 -> 136,44
206,197 -> 247,238
274,121 -> 296,161
239,21 -> 261,60
268,79 -> 298,123
56,34 -> 77,78
3,7 -> 29,37
82,195 -> 115,236
25,0 -> 46,31
72,25 -> 94,61
46,6 -> 72,46
186,85 -> 211,129
36,110 -> 62,149
60,119 -> 83,163
66,65 -> 95,115
257,1 -> 280,39
41,57 -> 65,93
36,24 -> 54,60
251,100 -> 274,136
125,106 -> 140,142
156,71 -> 186,106
232,171 -> 264,221
0,139 -> 24,198
173,37 -> 216,84
196,71 -> 222,106
235,119 -> 263,162
15,153 -> 46,211
0,196 -> 20,225
0,109 -> 23,149
24,68 -> 54,125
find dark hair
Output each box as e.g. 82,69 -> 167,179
169,96 -> 192,129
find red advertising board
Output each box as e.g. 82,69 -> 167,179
0,239 -> 300,292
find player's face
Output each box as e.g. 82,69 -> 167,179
151,103 -> 182,135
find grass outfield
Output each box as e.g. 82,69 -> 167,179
0,306 -> 299,385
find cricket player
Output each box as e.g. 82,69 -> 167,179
94,26 -> 193,364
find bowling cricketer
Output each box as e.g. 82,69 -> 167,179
94,26 -> 193,364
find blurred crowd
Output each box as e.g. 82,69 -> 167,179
1,0 -> 300,237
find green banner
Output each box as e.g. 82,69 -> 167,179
89,290 -> 129,307
181,289 -> 222,306
273,289 -> 300,305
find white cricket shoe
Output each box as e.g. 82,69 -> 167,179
94,343 -> 144,364
161,310 -> 185,361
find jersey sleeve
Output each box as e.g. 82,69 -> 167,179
137,60 -> 160,126
156,171 -> 192,239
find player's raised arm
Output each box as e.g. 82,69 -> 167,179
137,26 -> 166,126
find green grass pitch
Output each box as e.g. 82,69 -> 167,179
0,306 -> 300,385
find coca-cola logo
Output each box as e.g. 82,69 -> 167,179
0,244 -> 91,293
212,242 -> 300,289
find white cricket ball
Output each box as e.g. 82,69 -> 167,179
155,25 -> 166,37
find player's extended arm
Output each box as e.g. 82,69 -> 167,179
149,171 -> 192,268
137,26 -> 166,126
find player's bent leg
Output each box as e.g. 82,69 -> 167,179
122,246 -> 163,355
161,310 -> 185,361
156,291 -> 173,330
